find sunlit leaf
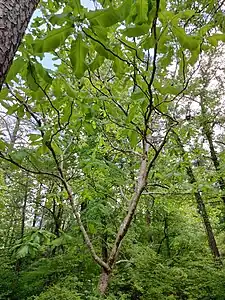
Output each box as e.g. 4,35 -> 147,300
33,26 -> 73,54
135,0 -> 148,24
6,57 -> 26,81
70,34 -> 88,79
123,24 -> 150,37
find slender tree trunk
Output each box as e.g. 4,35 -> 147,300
101,216 -> 108,263
21,174 -> 29,239
174,132 -> 220,259
164,217 -> 170,258
39,207 -> 44,229
200,96 -> 225,204
33,183 -> 42,227
0,0 -> 40,89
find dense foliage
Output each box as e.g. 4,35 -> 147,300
1,0 -> 225,299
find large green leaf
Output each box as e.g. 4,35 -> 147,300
135,0 -> 148,24
123,24 -> 150,37
33,26 -> 73,54
94,44 -> 114,60
86,0 -> 132,27
86,7 -> 120,27
89,55 -> 105,71
49,13 -> 71,25
208,33 -> 225,45
6,57 -> 27,81
70,0 -> 83,15
173,26 -> 200,51
26,63 -> 39,91
129,130 -> 139,148
35,63 -> 53,84
112,46 -> 125,78
70,34 -> 88,78
0,139 -> 6,151
17,245 -> 29,258
118,0 -> 133,20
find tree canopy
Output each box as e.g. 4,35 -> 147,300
1,0 -> 225,299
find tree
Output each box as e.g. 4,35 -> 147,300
0,0 -> 40,89
1,0 -> 225,297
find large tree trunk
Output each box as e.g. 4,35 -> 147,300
0,0 -> 40,89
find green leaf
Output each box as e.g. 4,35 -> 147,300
17,245 -> 29,258
135,0 -> 148,24
0,139 -> 6,151
86,7 -> 120,27
52,142 -> 62,155
208,34 -> 225,46
61,104 -> 73,123
94,44 -> 114,60
49,13 -> 70,25
17,105 -> 24,118
123,24 -> 150,37
11,150 -> 28,162
117,0 -> 133,21
84,122 -> 94,134
129,130 -> 139,148
143,36 -> 155,49
173,26 -> 200,50
29,134 -> 42,142
131,90 -> 145,101
188,50 -> 199,65
89,55 -> 105,71
208,36 -> 218,46
92,26 -> 109,42
127,105 -> 137,122
64,81 -> 77,98
26,63 -> 39,91
182,37 -> 199,51
70,34 -> 88,79
33,26 -> 73,54
6,57 -> 26,81
35,63 -> 53,84
7,104 -> 18,115
70,0 -> 83,15
181,9 -> 196,19
0,88 -> 8,100
112,46 -> 125,78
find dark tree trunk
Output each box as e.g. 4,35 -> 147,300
186,166 -> 220,259
32,183 -> 42,227
0,0 -> 40,89
194,190 -> 220,258
164,217 -> 170,258
174,132 -> 221,259
200,97 -> 225,204
101,214 -> 108,263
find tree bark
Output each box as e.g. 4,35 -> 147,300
98,269 -> 111,295
0,0 -> 40,89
